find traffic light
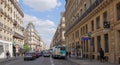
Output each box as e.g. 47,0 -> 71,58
103,21 -> 110,28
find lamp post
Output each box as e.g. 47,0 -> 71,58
88,32 -> 92,61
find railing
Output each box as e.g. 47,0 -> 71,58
66,0 -> 103,33
13,32 -> 24,40
13,20 -> 17,26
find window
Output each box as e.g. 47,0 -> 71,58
103,11 -> 108,21
83,40 -> 85,52
81,28 -> 82,35
86,40 -> 88,52
80,9 -> 82,16
117,2 -> 120,20
104,34 -> 109,52
83,26 -> 85,34
91,20 -> 94,31
84,4 -> 87,11
89,0 -> 92,5
86,24 -> 88,34
92,37 -> 95,52
97,36 -> 101,52
96,16 -> 100,29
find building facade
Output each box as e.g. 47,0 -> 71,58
24,22 -> 42,51
51,12 -> 65,47
0,0 -> 24,58
65,0 -> 120,64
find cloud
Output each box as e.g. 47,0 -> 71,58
24,14 -> 56,45
23,0 -> 61,12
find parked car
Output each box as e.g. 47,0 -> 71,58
24,52 -> 36,61
43,50 -> 50,57
35,51 -> 42,58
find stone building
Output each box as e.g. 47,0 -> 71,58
65,0 -> 120,64
51,12 -> 65,47
24,22 -> 42,51
0,0 -> 24,58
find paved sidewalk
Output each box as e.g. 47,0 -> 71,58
0,56 -> 22,64
68,57 -> 120,65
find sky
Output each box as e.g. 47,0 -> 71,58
19,0 -> 65,47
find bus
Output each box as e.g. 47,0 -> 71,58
52,46 -> 66,59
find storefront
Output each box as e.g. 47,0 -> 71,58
0,40 -> 12,58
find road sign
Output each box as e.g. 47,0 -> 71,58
81,37 -> 91,40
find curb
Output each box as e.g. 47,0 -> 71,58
67,57 -> 81,65
0,57 -> 21,64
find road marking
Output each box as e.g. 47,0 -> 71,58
50,57 -> 54,65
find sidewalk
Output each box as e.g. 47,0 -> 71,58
68,57 -> 120,65
0,56 -> 22,64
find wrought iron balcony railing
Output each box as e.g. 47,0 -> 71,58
66,0 -> 103,33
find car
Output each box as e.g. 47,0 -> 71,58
35,51 -> 42,58
24,52 -> 36,61
43,50 -> 50,57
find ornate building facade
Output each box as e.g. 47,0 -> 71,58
65,0 -> 120,64
0,0 -> 24,58
24,22 -> 42,51
51,12 -> 65,47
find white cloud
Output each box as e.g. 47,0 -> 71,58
17,0 -> 19,2
24,14 -> 56,45
23,0 -> 61,12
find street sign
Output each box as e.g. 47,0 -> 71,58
81,37 -> 91,40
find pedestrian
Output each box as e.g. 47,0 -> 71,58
6,51 -> 10,59
99,48 -> 105,62
69,52 -> 71,58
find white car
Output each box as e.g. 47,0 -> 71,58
43,51 -> 50,57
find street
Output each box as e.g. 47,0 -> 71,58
1,57 -> 78,65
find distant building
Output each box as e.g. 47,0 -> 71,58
51,12 -> 65,47
24,22 -> 42,51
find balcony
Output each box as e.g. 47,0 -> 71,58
66,0 -> 104,33
13,20 -> 17,26
13,32 -> 24,40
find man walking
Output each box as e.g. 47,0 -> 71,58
6,51 -> 10,59
99,48 -> 105,62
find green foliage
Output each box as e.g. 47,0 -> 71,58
23,44 -> 31,52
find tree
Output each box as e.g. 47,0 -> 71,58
23,44 -> 31,52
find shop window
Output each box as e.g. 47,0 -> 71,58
92,37 -> 95,52
86,40 -> 88,52
117,2 -> 120,20
92,55 -> 95,59
104,34 -> 109,52
97,36 -> 101,52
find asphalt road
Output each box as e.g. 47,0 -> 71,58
1,56 -> 78,65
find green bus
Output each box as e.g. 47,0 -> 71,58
52,46 -> 66,59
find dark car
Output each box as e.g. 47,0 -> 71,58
24,52 -> 36,61
35,52 -> 42,58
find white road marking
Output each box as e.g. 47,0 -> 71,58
50,57 -> 54,65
